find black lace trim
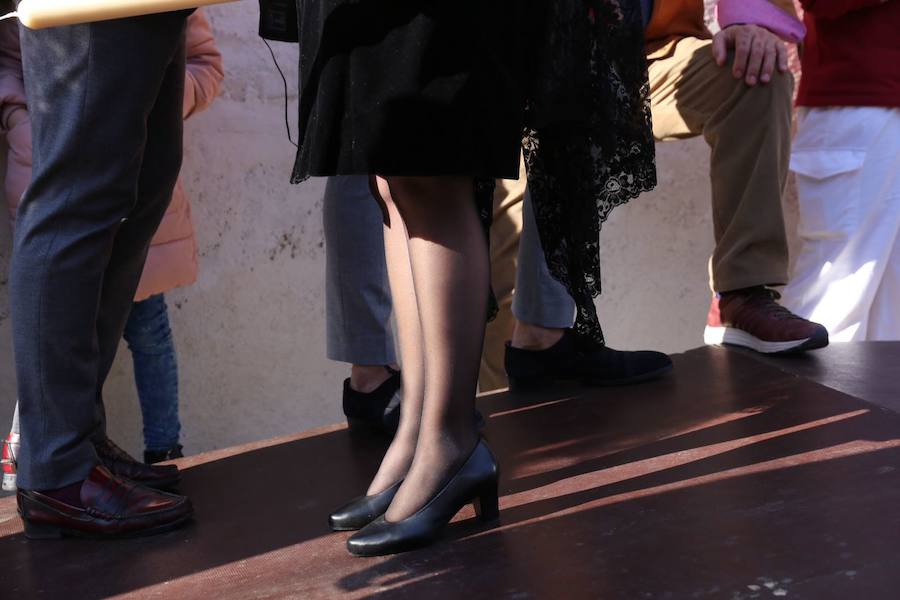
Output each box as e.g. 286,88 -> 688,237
523,0 -> 657,343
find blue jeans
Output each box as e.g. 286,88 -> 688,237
123,294 -> 181,452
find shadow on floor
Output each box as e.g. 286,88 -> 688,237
1,347 -> 898,599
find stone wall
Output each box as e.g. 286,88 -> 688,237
0,3 -> 797,456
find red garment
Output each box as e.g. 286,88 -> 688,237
797,0 -> 900,108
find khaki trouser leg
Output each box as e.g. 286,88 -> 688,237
479,159 -> 526,392
648,37 -> 792,293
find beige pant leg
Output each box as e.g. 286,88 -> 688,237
649,37 -> 792,292
479,158 -> 526,392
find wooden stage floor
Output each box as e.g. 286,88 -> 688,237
2,344 -> 899,599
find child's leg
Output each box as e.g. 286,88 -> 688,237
123,294 -> 181,455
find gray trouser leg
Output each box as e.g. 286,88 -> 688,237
11,15 -> 187,490
512,189 -> 577,328
323,176 -> 396,365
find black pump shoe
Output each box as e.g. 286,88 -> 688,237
329,481 -> 402,531
346,440 -> 499,557
343,367 -> 402,435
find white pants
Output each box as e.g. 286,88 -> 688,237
782,107 -> 900,341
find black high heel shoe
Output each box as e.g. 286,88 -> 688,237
346,439 -> 499,557
329,481 -> 402,531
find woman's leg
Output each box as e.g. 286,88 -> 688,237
376,176 -> 489,521
123,294 -> 182,454
364,178 -> 426,495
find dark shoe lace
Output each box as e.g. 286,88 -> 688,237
740,288 -> 809,322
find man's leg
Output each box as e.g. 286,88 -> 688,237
479,162 -> 526,392
782,108 -> 900,341
12,16 -> 186,490
12,17 -> 192,539
505,190 -> 672,389
649,36 -> 826,354
323,175 -> 401,431
324,176 -> 397,370
510,189 -> 576,338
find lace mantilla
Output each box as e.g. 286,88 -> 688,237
524,0 -> 657,342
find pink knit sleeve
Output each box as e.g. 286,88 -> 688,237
717,0 -> 808,43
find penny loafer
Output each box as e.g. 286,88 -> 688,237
329,480 -> 402,531
94,437 -> 180,489
17,465 -> 193,540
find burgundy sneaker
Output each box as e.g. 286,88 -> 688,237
704,286 -> 829,354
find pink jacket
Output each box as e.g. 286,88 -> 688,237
0,10 -> 224,301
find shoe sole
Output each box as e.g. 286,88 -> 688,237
704,326 -> 829,355
508,362 -> 674,392
21,510 -> 194,540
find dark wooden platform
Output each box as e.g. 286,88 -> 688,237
2,344 -> 899,599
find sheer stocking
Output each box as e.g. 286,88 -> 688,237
365,178 -> 426,496
371,175 -> 489,522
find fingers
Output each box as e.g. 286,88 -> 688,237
731,28 -> 751,81
759,39 -> 778,84
776,41 -> 789,72
712,31 -> 727,66
723,25 -> 790,86
744,33 -> 766,85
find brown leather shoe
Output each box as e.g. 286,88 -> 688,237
704,286 -> 829,354
94,437 -> 180,490
17,465 -> 193,539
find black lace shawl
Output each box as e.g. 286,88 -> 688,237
523,0 -> 657,342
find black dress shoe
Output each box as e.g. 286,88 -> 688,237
18,465 -> 192,540
329,480 -> 402,531
343,367 -> 402,434
144,444 -> 184,465
94,437 -> 180,490
505,329 -> 673,391
346,439 -> 499,557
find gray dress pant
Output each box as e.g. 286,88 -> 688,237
511,190 -> 576,328
323,176 -> 396,365
323,176 -> 575,367
11,14 -> 187,490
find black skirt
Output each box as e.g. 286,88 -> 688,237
291,0 -> 657,342
292,1 -> 536,181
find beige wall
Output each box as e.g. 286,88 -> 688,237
0,3 -> 798,458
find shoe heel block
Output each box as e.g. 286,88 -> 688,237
22,518 -> 64,540
472,484 -> 500,523
471,447 -> 501,523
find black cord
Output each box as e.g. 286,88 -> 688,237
263,38 -> 298,148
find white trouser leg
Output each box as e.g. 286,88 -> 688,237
782,107 -> 900,341
866,228 -> 900,340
